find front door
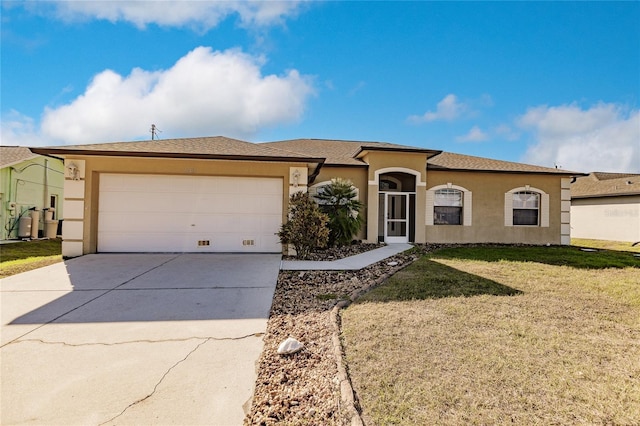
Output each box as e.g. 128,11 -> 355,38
384,193 -> 409,243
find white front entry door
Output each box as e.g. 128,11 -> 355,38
97,174 -> 283,253
384,192 -> 409,243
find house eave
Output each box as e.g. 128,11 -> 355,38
571,192 -> 640,199
29,147 -> 325,164
354,146 -> 442,159
427,165 -> 586,176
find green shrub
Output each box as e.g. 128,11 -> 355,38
277,192 -> 330,259
314,178 -> 364,247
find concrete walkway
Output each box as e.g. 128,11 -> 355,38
280,243 -> 413,270
1,254 -> 280,426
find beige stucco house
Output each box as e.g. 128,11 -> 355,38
571,172 -> 640,243
32,136 -> 578,258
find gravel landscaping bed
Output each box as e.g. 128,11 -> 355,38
282,242 -> 384,261
244,244 -> 436,425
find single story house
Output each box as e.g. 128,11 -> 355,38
31,136 -> 579,258
1,146 -> 64,240
571,172 -> 640,243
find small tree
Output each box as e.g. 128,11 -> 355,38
277,192 -> 330,259
314,178 -> 364,247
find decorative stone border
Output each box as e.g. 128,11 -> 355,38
329,259 -> 419,426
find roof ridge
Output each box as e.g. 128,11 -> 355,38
268,138 -> 385,144
591,171 -> 640,181
428,151 -> 582,175
30,136 -> 326,162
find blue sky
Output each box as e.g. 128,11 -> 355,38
2,1 -> 639,172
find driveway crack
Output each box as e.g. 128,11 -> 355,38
98,337 -> 211,425
11,333 -> 265,347
1,255 -> 183,348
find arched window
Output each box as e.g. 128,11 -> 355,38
426,184 -> 472,226
434,189 -> 463,225
379,179 -> 399,191
505,187 -> 549,227
512,191 -> 540,226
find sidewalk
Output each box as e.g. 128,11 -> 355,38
280,243 -> 413,271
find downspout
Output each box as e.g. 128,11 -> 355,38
44,159 -> 49,209
6,166 -> 12,239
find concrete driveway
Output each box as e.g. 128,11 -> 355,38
0,253 -> 281,425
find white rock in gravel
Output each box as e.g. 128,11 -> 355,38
277,337 -> 304,355
387,261 -> 398,266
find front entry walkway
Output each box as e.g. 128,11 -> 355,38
1,253 -> 280,425
280,243 -> 413,270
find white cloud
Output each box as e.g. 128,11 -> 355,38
0,110 -> 48,147
408,94 -> 467,123
35,46 -> 314,144
36,0 -> 309,31
494,124 -> 520,141
456,125 -> 489,143
519,103 -> 640,173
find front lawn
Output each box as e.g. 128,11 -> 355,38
0,239 -> 63,278
572,238 -> 640,253
342,246 -> 640,425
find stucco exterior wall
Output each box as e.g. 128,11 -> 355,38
362,151 -> 429,243
425,170 -> 565,244
314,166 -> 369,199
571,196 -> 640,242
1,157 -> 64,240
62,155 -> 305,256
313,165 -> 369,240
58,151 -> 575,255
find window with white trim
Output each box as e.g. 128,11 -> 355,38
434,189 -> 463,225
426,184 -> 472,226
504,187 -> 549,227
512,191 -> 540,226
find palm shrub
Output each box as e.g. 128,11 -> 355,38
314,178 -> 364,247
277,191 -> 330,259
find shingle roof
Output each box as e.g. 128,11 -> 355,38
262,138 -> 440,166
427,151 -> 580,175
571,172 -> 640,198
261,140 -> 583,175
0,146 -> 38,168
28,135 -> 585,176
30,136 -> 325,163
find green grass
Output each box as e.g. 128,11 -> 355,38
0,239 -> 63,278
342,246 -> 640,425
431,244 -> 639,269
359,245 -> 638,303
316,293 -> 338,300
572,238 -> 640,253
358,258 -> 521,302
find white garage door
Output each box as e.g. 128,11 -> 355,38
98,174 -> 283,253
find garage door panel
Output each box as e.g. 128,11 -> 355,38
211,215 -> 261,233
259,214 -> 283,230
101,174 -> 165,192
99,227 -> 282,252
101,213 -> 282,235
98,174 -> 283,253
99,212 -> 192,233
99,192 -> 173,213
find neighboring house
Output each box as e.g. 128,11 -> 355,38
0,146 -> 65,240
31,137 -> 579,258
571,172 -> 640,243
